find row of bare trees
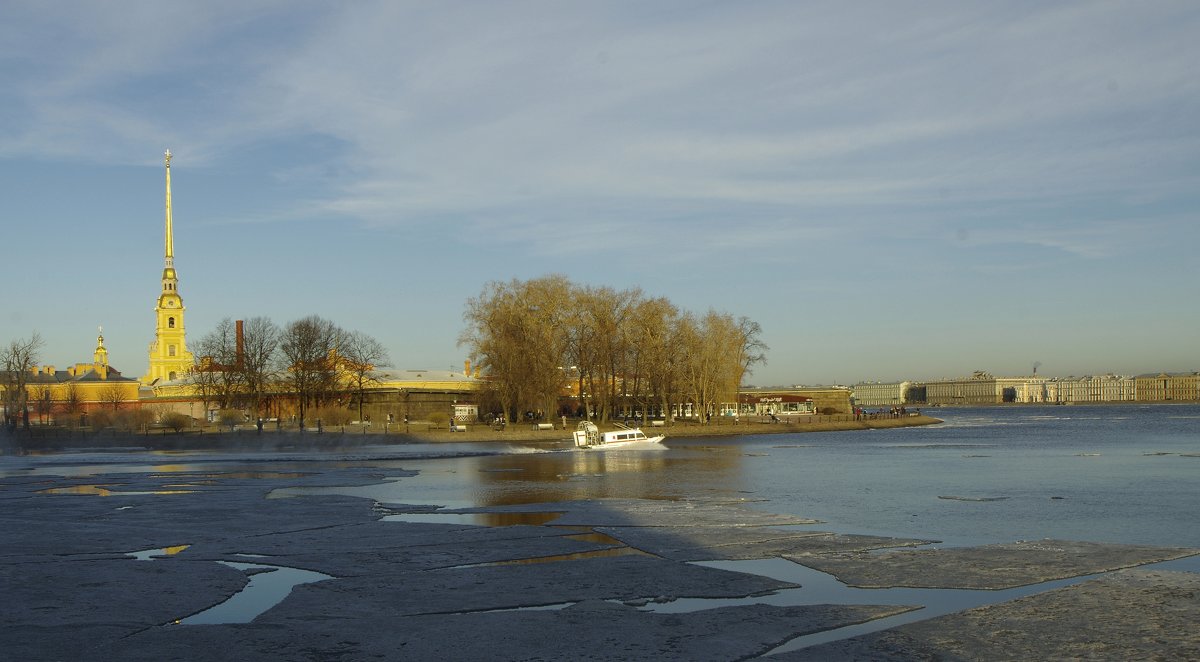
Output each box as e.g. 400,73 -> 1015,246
190,315 -> 388,427
459,275 -> 767,424
27,382 -> 129,424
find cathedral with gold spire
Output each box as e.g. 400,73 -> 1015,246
141,149 -> 194,385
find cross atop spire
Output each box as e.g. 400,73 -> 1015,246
164,148 -> 174,266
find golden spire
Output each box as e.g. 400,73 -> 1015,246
164,148 -> 174,269
94,325 -> 109,371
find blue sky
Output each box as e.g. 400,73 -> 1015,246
2,1 -> 1197,385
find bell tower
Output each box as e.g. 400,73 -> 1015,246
142,149 -> 194,385
94,326 -> 110,380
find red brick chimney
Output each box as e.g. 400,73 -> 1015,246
235,319 -> 245,369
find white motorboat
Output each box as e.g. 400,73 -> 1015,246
572,421 -> 665,449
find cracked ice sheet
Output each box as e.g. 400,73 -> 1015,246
256,554 -> 800,617
183,521 -> 625,576
0,491 -> 380,557
791,539 -> 1200,589
103,600 -> 918,661
598,526 -> 934,561
0,557 -> 247,661
448,497 -> 819,527
777,569 -> 1200,661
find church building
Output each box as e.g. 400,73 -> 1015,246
141,149 -> 194,385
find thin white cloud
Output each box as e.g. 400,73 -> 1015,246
2,0 -> 1198,258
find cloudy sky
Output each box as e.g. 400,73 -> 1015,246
2,1 -> 1197,385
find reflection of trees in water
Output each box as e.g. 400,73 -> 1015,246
470,449 -> 745,508
472,512 -> 562,527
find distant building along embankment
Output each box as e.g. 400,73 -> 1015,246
853,372 -> 1199,406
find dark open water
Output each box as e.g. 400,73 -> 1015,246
337,404 -> 1200,549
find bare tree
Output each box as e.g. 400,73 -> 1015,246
240,316 -> 280,418
2,333 -> 43,431
58,382 -> 83,427
98,383 -> 127,411
626,296 -> 680,423
190,318 -> 245,411
32,385 -> 54,424
731,315 -> 768,394
278,315 -> 343,429
677,311 -> 767,422
460,275 -> 572,423
572,285 -> 640,423
340,330 -> 389,422
675,312 -> 709,420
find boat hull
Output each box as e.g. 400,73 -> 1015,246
583,435 -> 666,450
573,422 -> 666,449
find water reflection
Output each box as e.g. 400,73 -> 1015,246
463,447 -> 746,508
274,447 -> 746,511
478,546 -> 649,566
29,471 -> 312,496
159,472 -> 311,479
445,527 -> 649,568
39,484 -> 116,496
564,531 -> 626,545
37,484 -> 194,496
383,511 -> 564,527
129,545 -> 191,561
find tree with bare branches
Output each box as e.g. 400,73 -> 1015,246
626,296 -> 680,423
340,330 -> 389,423
460,275 -> 573,423
98,383 -> 128,411
678,311 -> 768,422
460,276 -> 764,426
278,315 -> 343,429
2,333 -> 43,431
58,382 -> 83,427
571,285 -> 640,423
190,318 -> 246,411
32,385 -> 54,424
240,316 -> 280,418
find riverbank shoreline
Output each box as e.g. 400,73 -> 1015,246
2,415 -> 943,451
407,413 -> 943,443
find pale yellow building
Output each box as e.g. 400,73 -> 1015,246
141,149 -> 194,385
995,377 -> 1049,403
348,368 -> 484,424
1135,373 -> 1200,402
1047,375 -> 1136,403
924,372 -> 999,405
10,331 -> 141,423
851,381 -> 914,407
